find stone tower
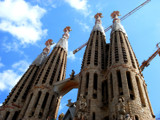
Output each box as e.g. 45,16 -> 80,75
104,11 -> 155,120
0,39 -> 53,120
20,26 -> 71,120
0,26 -> 71,120
72,12 -> 155,120
75,13 -> 108,120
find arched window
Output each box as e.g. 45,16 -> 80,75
4,111 -> 10,120
93,73 -> 98,99
102,80 -> 108,105
110,74 -> 114,100
34,91 -> 42,108
12,111 -> 20,120
93,112 -> 95,120
117,70 -> 123,95
86,73 -> 89,89
135,115 -> 139,120
126,71 -> 135,100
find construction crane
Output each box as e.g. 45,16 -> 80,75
140,43 -> 160,71
73,0 -> 151,54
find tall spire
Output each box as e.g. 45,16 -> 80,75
56,26 -> 72,52
111,11 -> 127,36
32,39 -> 54,66
92,13 -> 105,36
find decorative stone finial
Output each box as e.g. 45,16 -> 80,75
111,11 -> 127,36
117,97 -> 126,120
32,39 -> 54,66
92,13 -> 105,36
56,26 -> 72,52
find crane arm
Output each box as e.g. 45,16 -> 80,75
104,0 -> 151,32
73,42 -> 88,54
140,43 -> 160,71
73,0 -> 151,54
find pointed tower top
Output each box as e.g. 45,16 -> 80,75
92,13 -> 105,36
56,26 -> 72,52
32,39 -> 54,66
111,11 -> 127,36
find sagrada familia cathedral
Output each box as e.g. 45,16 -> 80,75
0,11 -> 156,120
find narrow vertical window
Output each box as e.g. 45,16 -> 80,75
41,92 -> 49,109
22,93 -> 33,118
136,76 -> 146,107
86,73 -> 89,89
34,91 -> 42,108
102,80 -> 108,105
135,115 -> 139,120
114,32 -> 119,62
93,73 -> 98,99
85,73 -> 89,95
12,111 -> 20,120
49,95 -> 55,111
117,70 -> 123,95
93,73 -> 97,90
110,74 -> 114,100
4,111 -> 10,120
93,112 -> 95,120
126,71 -> 135,100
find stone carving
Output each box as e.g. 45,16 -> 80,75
66,99 -> 75,107
117,97 -> 126,120
70,70 -> 75,80
58,113 -> 64,120
76,94 -> 88,120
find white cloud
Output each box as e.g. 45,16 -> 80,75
0,60 -> 30,91
0,0 -> 47,45
67,51 -> 76,60
75,19 -> 91,32
64,0 -> 87,10
0,103 -> 2,106
0,70 -> 21,91
64,0 -> 91,16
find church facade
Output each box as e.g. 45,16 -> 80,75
0,12 -> 155,120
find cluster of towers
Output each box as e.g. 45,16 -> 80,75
0,11 -> 155,120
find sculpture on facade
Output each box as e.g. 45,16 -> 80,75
70,70 -> 75,80
117,97 -> 126,120
76,94 -> 88,120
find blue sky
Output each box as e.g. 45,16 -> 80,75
0,0 -> 160,119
